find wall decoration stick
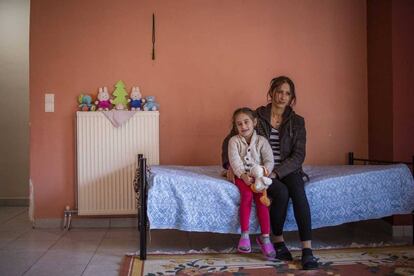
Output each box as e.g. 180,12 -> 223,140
152,13 -> 155,60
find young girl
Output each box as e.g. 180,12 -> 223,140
228,107 -> 275,259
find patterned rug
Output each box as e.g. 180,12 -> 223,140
121,246 -> 414,276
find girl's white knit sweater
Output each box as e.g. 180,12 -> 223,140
228,130 -> 274,178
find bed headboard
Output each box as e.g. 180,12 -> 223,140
348,152 -> 414,175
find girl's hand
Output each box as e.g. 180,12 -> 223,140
241,173 -> 253,185
263,166 -> 269,177
226,168 -> 235,183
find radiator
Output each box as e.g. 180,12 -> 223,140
76,111 -> 159,215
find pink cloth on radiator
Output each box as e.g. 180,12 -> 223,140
102,110 -> 137,128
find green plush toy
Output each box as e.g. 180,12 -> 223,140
110,80 -> 130,110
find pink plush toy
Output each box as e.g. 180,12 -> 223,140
95,87 -> 112,111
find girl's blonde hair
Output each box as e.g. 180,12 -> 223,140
232,107 -> 257,131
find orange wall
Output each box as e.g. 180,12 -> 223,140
392,0 -> 414,162
30,0 -> 368,218
367,0 -> 393,160
367,0 -> 414,162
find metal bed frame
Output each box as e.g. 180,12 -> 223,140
135,152 -> 414,260
347,152 -> 414,247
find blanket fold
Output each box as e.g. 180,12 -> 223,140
102,110 -> 137,128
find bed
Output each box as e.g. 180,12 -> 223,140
135,152 -> 414,260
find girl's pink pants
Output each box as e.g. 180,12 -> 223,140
234,177 -> 270,234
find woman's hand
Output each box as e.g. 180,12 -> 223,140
241,173 -> 253,185
226,168 -> 235,183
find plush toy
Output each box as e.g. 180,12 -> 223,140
250,165 -> 272,207
129,86 -> 145,111
95,87 -> 112,111
111,80 -> 130,110
78,94 -> 95,111
143,96 -> 159,111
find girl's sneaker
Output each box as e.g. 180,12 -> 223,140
237,236 -> 251,253
256,236 -> 276,259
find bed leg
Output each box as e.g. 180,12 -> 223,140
139,157 -> 147,260
137,154 -> 143,230
348,152 -> 354,165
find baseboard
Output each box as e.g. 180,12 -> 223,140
392,225 -> 413,237
34,217 -> 138,229
391,214 -> 413,225
0,197 -> 29,206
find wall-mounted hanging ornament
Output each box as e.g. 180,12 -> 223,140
152,13 -> 156,60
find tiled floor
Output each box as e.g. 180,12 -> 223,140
0,206 -> 411,275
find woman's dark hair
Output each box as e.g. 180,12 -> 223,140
267,76 -> 296,105
232,107 -> 257,130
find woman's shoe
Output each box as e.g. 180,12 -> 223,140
237,236 -> 251,253
274,243 -> 293,261
301,248 -> 319,270
256,237 -> 276,259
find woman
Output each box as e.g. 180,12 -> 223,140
221,76 -> 318,270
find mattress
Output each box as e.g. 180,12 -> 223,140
147,164 -> 414,234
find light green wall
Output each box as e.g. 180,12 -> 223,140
0,0 -> 30,205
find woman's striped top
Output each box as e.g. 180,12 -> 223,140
269,127 -> 281,165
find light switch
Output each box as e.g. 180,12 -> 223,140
45,93 -> 54,112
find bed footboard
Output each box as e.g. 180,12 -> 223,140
348,152 -> 414,245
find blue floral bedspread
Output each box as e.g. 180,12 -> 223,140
147,164 -> 414,234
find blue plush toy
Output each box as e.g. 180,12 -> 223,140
78,94 -> 95,111
143,96 -> 159,111
130,86 -> 145,111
